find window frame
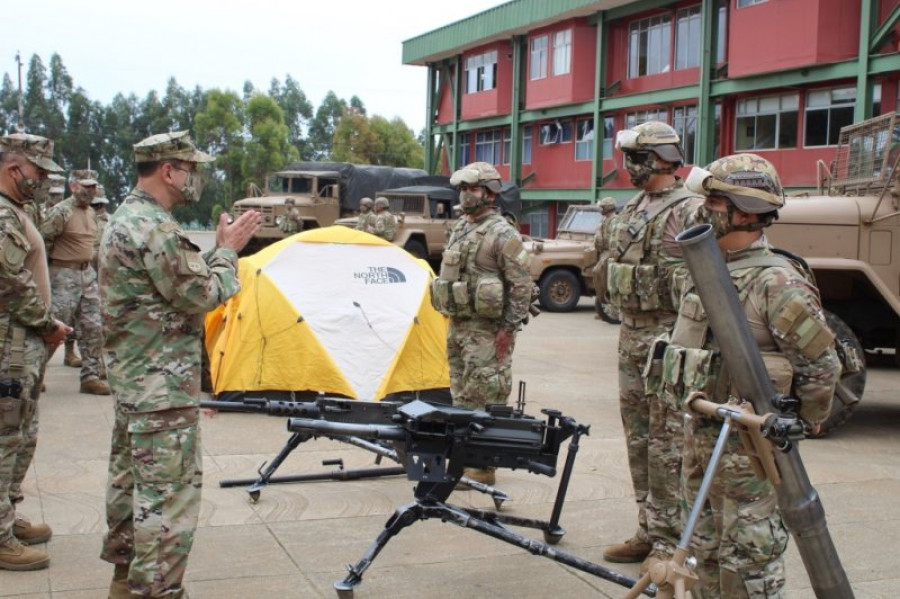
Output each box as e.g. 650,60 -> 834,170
734,93 -> 799,151
552,29 -> 572,76
530,35 -> 548,80
475,129 -> 503,165
675,5 -> 702,71
464,50 -> 498,94
803,87 -> 858,148
627,14 -> 672,78
672,105 -> 698,164
575,117 -> 594,161
523,125 -> 533,164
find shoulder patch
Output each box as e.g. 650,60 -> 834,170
772,295 -> 835,360
158,221 -> 180,234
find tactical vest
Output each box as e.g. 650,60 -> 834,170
606,186 -> 698,315
0,195 -> 31,381
431,213 -> 506,319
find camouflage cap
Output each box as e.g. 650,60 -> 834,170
91,184 -> 109,205
598,197 -> 617,212
72,168 -> 99,186
49,173 -> 66,195
133,131 -> 213,164
0,133 -> 64,173
686,153 -> 784,213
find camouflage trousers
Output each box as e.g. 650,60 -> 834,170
101,406 -> 203,597
50,265 -> 103,382
447,317 -> 515,410
0,329 -> 46,541
683,417 -> 788,598
617,319 -> 681,547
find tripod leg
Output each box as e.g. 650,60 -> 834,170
334,503 -> 423,598
238,432 -> 306,502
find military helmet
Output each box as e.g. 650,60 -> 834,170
686,153 -> 784,214
615,121 -> 684,165
449,161 -> 503,194
359,197 -> 374,208
598,197 -> 617,213
374,196 -> 390,210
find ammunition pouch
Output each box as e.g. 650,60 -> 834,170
0,380 -> 24,428
473,274 -> 504,319
439,249 -> 462,282
607,262 -> 664,312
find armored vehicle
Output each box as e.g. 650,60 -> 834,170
232,162 -> 427,255
336,179 -> 522,264
767,111 -> 900,435
524,204 -> 611,313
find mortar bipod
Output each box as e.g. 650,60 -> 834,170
623,392 -> 781,599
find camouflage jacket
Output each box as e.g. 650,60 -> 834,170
664,236 -> 840,425
606,178 -> 706,316
100,187 -> 241,416
41,197 -> 98,258
356,211 -> 377,233
374,211 -> 398,241
442,211 -> 533,330
0,192 -> 55,335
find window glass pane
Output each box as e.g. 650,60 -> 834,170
603,117 -> 614,158
829,106 -> 854,144
781,94 -> 799,111
754,114 -> 777,149
553,30 -> 572,75
805,110 -> 828,146
831,87 -> 855,104
735,115 -> 756,150
716,5 -> 727,62
523,126 -> 532,164
807,90 -> 830,108
561,121 -> 573,143
759,96 -> 779,113
778,110 -> 798,148
503,128 -> 511,165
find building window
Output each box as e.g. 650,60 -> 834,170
737,0 -> 767,7
735,94 -> 798,150
502,128 -> 511,165
575,118 -> 594,161
465,51 -> 498,94
625,109 -> 668,129
672,105 -> 697,164
475,130 -> 503,165
539,121 -> 573,145
716,3 -> 727,63
675,6 -> 701,70
628,14 -> 671,78
458,136 -> 470,166
552,30 -> 572,75
804,87 -> 855,147
603,116 -> 614,158
523,126 -> 532,164
530,35 -> 548,80
527,210 -> 549,238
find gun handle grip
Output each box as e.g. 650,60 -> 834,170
528,461 -> 556,477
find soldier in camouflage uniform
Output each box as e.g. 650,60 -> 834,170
99,131 -> 261,599
592,197 -> 617,319
603,122 -> 707,564
41,169 -> 110,394
39,174 -> 65,223
90,185 -> 110,271
432,162 -> 532,486
356,196 -> 376,233
372,196 -> 398,241
661,154 -> 841,598
0,133 -> 71,571
279,197 -> 303,235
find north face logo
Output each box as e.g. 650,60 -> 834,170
354,266 -> 407,284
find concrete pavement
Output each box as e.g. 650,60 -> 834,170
2,300 -> 899,598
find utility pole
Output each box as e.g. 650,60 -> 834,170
15,51 -> 24,132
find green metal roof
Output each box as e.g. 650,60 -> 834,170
402,0 -> 631,65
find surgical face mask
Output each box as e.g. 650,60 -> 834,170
623,151 -> 655,187
12,165 -> 43,202
459,188 -> 487,215
171,166 -> 205,204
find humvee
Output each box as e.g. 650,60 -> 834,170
767,111 -> 900,435
524,204 -> 612,313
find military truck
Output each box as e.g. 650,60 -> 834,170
523,204 -> 614,314
767,111 -> 900,435
335,178 -> 523,264
232,162 -> 427,255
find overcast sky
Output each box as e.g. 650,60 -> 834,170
2,0 -> 500,134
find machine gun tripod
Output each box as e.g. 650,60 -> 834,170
288,399 -> 654,599
201,396 -> 511,507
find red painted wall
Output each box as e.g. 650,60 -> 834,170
436,66 -> 456,126
525,19 -> 597,110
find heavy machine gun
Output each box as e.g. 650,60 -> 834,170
287,399 -> 653,599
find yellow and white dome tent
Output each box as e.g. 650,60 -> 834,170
205,226 -> 449,400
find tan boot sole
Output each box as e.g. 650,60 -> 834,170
0,555 -> 50,571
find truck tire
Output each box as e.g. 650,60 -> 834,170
595,296 -> 621,324
811,311 -> 867,437
539,270 -> 581,312
404,239 -> 428,260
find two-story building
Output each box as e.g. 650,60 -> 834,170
403,0 -> 900,236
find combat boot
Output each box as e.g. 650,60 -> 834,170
13,517 -> 52,545
81,379 -> 112,395
0,537 -> 50,570
602,535 -> 652,563
64,341 -> 82,367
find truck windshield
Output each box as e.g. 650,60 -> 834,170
268,176 -> 312,194
559,209 -> 602,234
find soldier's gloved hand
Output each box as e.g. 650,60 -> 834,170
217,210 -> 262,253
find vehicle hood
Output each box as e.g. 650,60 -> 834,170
779,195 -> 867,225
523,237 -> 592,253
334,216 -> 358,227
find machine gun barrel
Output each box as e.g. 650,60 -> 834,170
200,398 -> 321,418
677,224 -> 853,598
288,418 -> 406,441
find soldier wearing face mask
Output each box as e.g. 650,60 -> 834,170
99,131 -> 261,599
41,169 -> 110,395
602,121 -> 707,567
431,161 -> 533,487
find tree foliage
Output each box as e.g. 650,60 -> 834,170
0,53 -> 426,227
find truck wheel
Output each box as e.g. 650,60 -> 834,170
539,270 -> 581,312
595,296 -> 621,324
404,239 -> 428,260
811,311 -> 867,437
